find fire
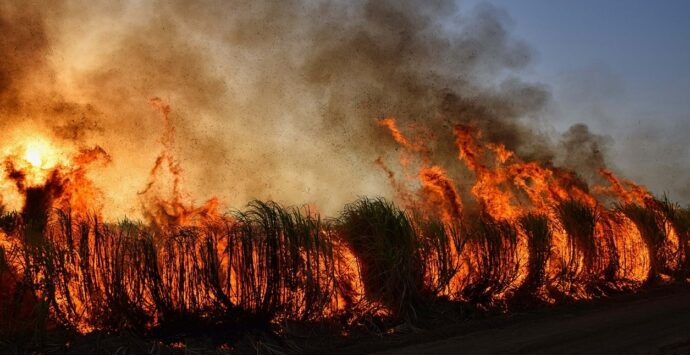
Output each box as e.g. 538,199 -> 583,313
4,136 -> 66,187
25,144 -> 44,167
376,117 -> 683,300
139,97 -> 221,228
21,136 -> 61,168
0,2 -> 686,348
0,109 -> 686,340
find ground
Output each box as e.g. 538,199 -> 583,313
5,285 -> 690,354
336,284 -> 690,355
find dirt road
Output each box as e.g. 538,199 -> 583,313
374,286 -> 690,355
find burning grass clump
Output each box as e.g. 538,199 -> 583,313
619,203 -> 670,285
411,213 -> 464,297
0,211 -> 37,339
20,213 -> 155,333
557,199 -> 599,288
513,213 -> 551,302
227,201 -> 339,322
555,199 -> 622,296
338,198 -> 426,321
461,216 -> 519,306
655,197 -> 690,280
595,214 -> 621,285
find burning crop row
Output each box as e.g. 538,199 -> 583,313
0,110 -> 689,345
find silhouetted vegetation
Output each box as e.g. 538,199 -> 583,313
1,196 -> 689,352
514,214 -> 551,300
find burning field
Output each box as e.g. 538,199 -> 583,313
1,1 -> 689,353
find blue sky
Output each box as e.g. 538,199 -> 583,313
464,0 -> 690,202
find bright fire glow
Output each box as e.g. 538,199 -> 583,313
0,109 -> 682,337
23,139 -> 58,169
25,148 -> 42,167
0,134 -> 71,211
17,137 -> 64,186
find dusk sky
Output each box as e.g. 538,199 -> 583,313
466,0 -> 690,202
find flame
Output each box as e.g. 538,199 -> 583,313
25,145 -> 45,167
24,137 -> 60,167
377,117 -> 681,300
4,135 -> 66,188
0,110 -> 684,337
419,166 -> 463,226
138,97 -> 221,228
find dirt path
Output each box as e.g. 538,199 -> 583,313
373,286 -> 690,355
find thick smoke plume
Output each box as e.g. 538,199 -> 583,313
0,0 -> 673,219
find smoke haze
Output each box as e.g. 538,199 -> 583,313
0,0 -> 682,219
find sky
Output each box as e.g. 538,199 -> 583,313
464,0 -> 690,202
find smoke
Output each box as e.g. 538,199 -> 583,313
0,0 -> 669,218
557,123 -> 612,183
613,120 -> 690,206
0,3 -> 47,108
